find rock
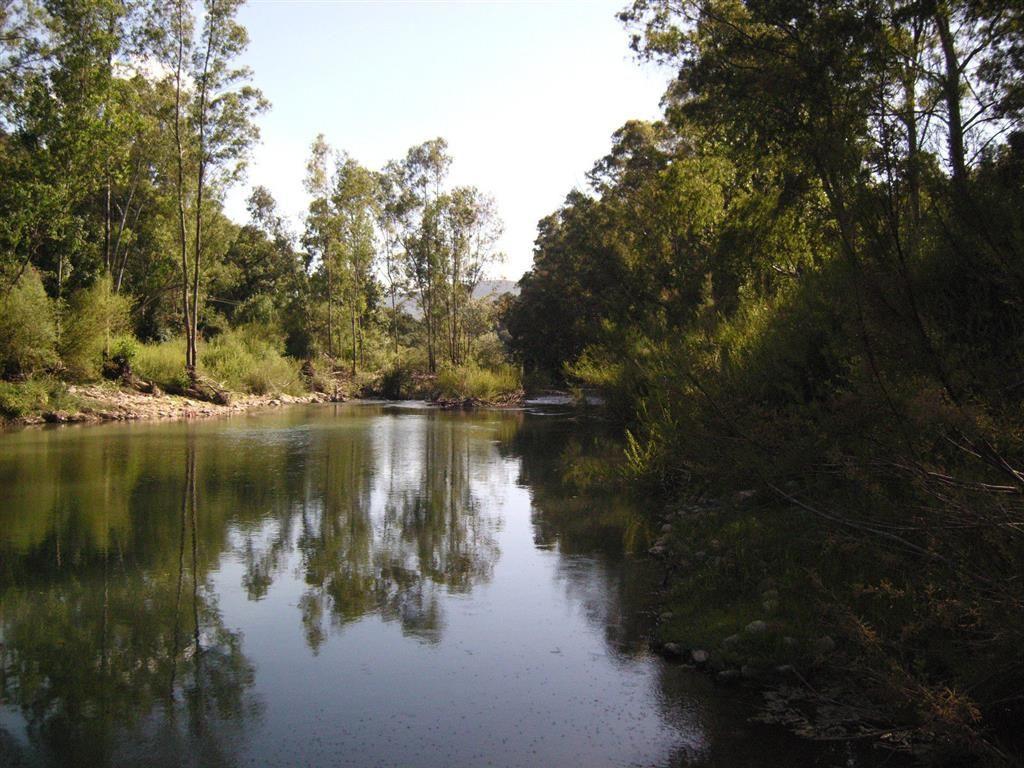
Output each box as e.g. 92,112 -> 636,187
690,649 -> 710,665
745,620 -> 769,634
734,489 -> 757,502
662,643 -> 685,658
741,664 -> 766,680
648,544 -> 667,557
775,664 -> 796,676
694,550 -> 707,561
762,598 -> 779,613
716,669 -> 742,685
722,633 -> 742,649
782,636 -> 798,648
661,523 -> 673,534
43,410 -> 71,423
811,635 -> 836,655
659,612 -> 675,622
709,538 -> 722,551
761,588 -> 779,601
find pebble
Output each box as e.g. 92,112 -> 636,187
690,649 -> 709,664
745,620 -> 769,634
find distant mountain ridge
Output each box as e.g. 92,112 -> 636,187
395,279 -> 519,319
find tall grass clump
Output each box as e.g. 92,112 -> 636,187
435,363 -> 521,401
134,338 -> 190,392
0,377 -> 80,420
59,276 -> 131,380
0,267 -> 57,378
201,327 -> 302,395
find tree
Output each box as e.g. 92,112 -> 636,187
388,138 -> 451,373
331,153 -> 378,375
440,186 -> 501,365
302,133 -> 337,358
156,0 -> 266,376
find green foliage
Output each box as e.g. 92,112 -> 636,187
379,360 -> 417,400
58,276 -> 131,380
0,267 -> 57,377
134,339 -> 190,392
0,377 -> 80,420
200,327 -> 302,396
434,364 -> 521,402
109,334 -> 139,370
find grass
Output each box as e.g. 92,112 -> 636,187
0,377 -> 83,421
434,363 -> 521,401
652,500 -> 826,665
201,329 -> 303,396
134,332 -> 304,396
133,339 -> 191,392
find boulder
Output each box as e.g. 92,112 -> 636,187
745,620 -> 769,634
662,643 -> 685,658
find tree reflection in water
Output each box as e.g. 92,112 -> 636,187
0,435 -> 259,768
1,404 -> 801,768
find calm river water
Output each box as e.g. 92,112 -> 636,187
1,403 -> 861,767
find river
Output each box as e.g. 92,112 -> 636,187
1,403 -> 861,767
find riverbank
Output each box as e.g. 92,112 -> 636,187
0,376 -> 529,428
1,380 -> 338,427
643,486 -> 1020,765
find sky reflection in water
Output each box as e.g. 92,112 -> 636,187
0,404 -> 834,768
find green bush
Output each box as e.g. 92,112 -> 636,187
134,339 -> 190,392
470,331 -> 508,369
0,377 -> 80,420
201,326 -> 302,395
380,361 -> 415,399
0,267 -> 57,377
110,334 -> 140,370
59,276 -> 131,380
435,364 -> 521,401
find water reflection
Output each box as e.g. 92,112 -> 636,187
0,404 -> 860,767
0,435 -> 259,768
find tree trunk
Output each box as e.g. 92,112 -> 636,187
191,2 -> 218,380
326,256 -> 334,358
173,0 -> 193,372
934,6 -> 967,188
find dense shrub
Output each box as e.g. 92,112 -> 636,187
59,276 -> 131,380
0,267 -> 57,377
0,377 -> 79,420
134,339 -> 190,392
201,326 -> 302,395
435,364 -> 521,401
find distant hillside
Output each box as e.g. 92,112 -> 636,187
396,279 -> 519,319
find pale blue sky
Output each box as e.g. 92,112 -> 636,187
224,0 -> 670,279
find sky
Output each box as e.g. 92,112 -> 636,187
224,0 -> 671,281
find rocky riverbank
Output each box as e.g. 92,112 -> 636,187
6,382 -> 338,427
646,496 -> 923,762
